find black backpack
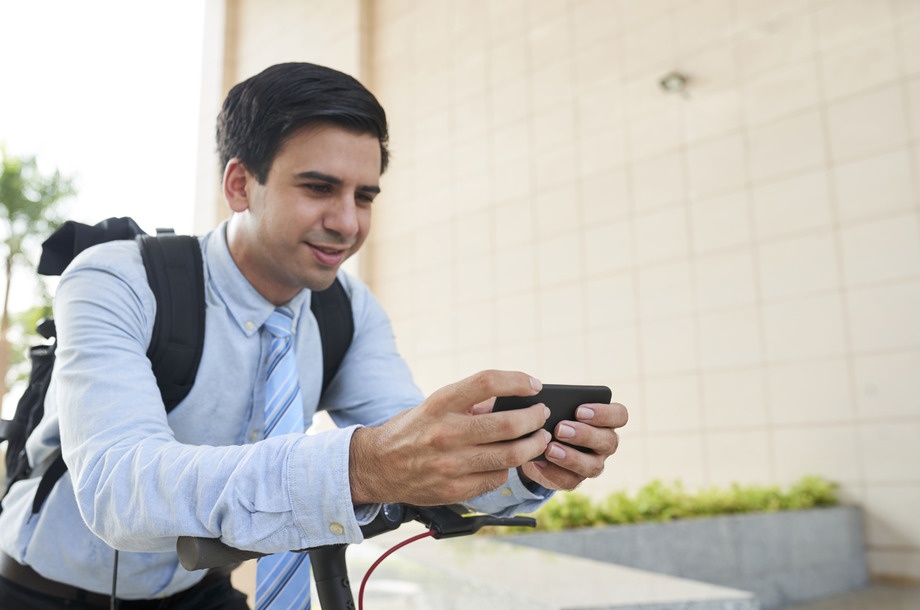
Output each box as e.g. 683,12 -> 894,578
0,217 -> 354,515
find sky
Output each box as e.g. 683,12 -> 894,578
0,1 -> 207,236
0,1 -> 207,415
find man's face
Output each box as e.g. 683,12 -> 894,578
228,124 -> 381,303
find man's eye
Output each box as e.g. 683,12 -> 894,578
304,183 -> 331,194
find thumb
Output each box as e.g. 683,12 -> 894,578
428,370 -> 542,415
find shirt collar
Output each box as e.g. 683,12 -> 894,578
203,221 -> 310,337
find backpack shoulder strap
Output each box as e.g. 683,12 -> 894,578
311,278 -> 354,396
29,233 -> 206,514
136,233 -> 206,412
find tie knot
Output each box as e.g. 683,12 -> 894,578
264,307 -> 295,338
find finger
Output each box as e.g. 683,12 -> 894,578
554,421 -> 620,458
575,402 -> 628,429
545,440 -> 607,480
467,403 -> 550,445
470,397 -> 495,415
428,370 -> 542,415
467,428 -> 552,473
520,460 -> 584,492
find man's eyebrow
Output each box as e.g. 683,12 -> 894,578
295,170 -> 380,194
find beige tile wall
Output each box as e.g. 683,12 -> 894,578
203,0 -> 920,585
360,0 -> 920,582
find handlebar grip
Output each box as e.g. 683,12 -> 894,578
176,536 -> 266,571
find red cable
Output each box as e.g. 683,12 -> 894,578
358,530 -> 435,610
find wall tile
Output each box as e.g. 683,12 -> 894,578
751,170 -> 833,240
908,78 -> 920,141
762,293 -> 848,362
758,231 -> 840,300
700,367 -> 770,429
748,110 -> 826,181
773,424 -> 861,485
672,0 -> 734,57
743,60 -> 821,127
698,306 -> 763,369
813,0 -> 894,53
631,151 -> 686,213
622,16 -> 674,78
586,324 -> 640,382
533,104 -> 577,154
585,219 -> 633,277
531,60 -> 574,113
493,243 -> 537,296
833,149 -> 918,223
704,429 -> 773,486
853,350 -> 920,419
694,249 -> 758,311
899,18 -> 920,77
628,106 -> 684,161
640,315 -> 698,376
492,196 -> 534,249
819,31 -> 900,102
490,77 -> 530,126
646,432 -> 707,488
863,485 -> 920,548
536,233 -> 584,287
681,38 -> 742,139
581,167 -> 631,226
643,373 -> 703,432
734,11 -> 813,76
690,190 -> 752,254
586,272 -> 637,329
455,255 -> 493,307
494,293 -> 538,345
847,280 -> 920,352
734,0 -> 808,29
540,332 -> 588,382
826,84 -> 909,163
687,132 -> 747,198
539,281 -> 587,337
572,0 -> 621,55
577,127 -> 628,177
840,213 -> 920,287
860,422 -> 920,484
635,206 -> 690,265
767,358 -> 855,424
637,260 -> 695,320
532,142 -> 578,190
535,184 -> 580,237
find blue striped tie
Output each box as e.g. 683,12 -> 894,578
255,307 -> 311,610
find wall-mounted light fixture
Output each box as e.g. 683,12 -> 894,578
659,71 -> 690,94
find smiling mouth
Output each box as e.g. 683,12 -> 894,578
307,242 -> 349,266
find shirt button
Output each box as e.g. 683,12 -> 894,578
329,522 -> 345,535
501,487 -> 513,497
245,320 -> 255,332
250,430 -> 260,442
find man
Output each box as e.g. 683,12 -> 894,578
0,62 -> 627,609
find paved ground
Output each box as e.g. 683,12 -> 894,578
783,585 -> 920,610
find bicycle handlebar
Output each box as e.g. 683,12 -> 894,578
176,504 -> 535,571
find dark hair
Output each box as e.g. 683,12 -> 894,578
216,62 -> 389,182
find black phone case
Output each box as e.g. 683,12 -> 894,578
493,384 -> 612,460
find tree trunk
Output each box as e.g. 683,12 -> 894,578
0,252 -> 13,402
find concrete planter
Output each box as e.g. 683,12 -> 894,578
502,505 -> 867,610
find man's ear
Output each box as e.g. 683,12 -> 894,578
223,158 -> 253,213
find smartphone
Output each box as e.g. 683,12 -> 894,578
492,384 -> 612,460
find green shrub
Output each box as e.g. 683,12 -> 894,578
494,475 -> 840,534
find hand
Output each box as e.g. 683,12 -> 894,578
518,400 -> 628,491
349,370 -> 552,506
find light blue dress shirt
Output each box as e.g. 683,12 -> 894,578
0,222 -> 550,599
